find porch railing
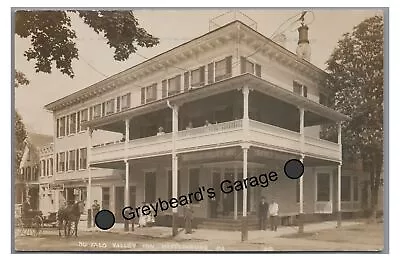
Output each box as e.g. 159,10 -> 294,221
178,119 -> 243,138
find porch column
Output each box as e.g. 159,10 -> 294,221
337,122 -> 342,228
87,128 -> 93,228
171,104 -> 179,236
241,144 -> 250,242
234,168 -> 238,220
124,119 -> 130,231
124,159 -> 130,231
298,107 -> 305,233
242,85 -> 249,121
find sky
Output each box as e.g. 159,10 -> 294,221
14,8 -> 382,136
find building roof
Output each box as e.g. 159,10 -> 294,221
26,133 -> 53,148
44,20 -> 330,112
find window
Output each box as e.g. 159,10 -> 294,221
46,159 -> 50,176
102,102 -> 106,117
168,75 -> 181,96
106,99 -> 115,115
341,176 -> 351,202
145,172 -> 157,203
296,179 -> 300,203
59,117 -> 66,137
66,116 -> 70,136
240,56 -> 261,77
56,119 -> 60,137
40,160 -> 45,177
49,158 -> 53,176
69,150 -> 76,171
293,81 -> 308,97
317,173 -> 331,201
70,113 -> 76,134
208,62 -> 214,84
56,154 -> 59,172
66,152 -> 69,171
77,111 -> 80,132
141,84 -> 157,104
27,167 -> 31,181
189,169 -> 200,203
80,109 -> 88,131
116,97 -> 121,112
191,66 -> 205,88
320,93 -> 328,106
59,152 -> 65,172
121,93 -> 131,110
79,148 -> 87,169
184,71 -> 190,91
293,81 -> 302,95
215,56 -> 232,82
93,104 -> 102,119
353,176 -> 359,201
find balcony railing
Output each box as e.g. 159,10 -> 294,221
91,119 -> 341,163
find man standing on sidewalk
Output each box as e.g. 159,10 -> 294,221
258,196 -> 269,230
269,199 -> 279,232
184,205 -> 194,234
92,200 -> 101,227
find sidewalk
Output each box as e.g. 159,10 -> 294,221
78,220 -> 361,244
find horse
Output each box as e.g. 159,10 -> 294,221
57,200 -> 85,237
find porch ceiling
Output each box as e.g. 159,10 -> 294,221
82,74 -> 349,132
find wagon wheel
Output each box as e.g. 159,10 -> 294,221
32,216 -> 43,237
15,217 -> 25,237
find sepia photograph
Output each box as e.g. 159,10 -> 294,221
12,7 -> 386,252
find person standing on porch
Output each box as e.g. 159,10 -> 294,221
258,196 -> 269,230
209,196 -> 218,218
184,204 -> 194,234
269,199 -> 279,232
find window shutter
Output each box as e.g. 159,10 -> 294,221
116,97 -> 121,112
226,56 -> 232,77
162,80 -> 167,98
240,56 -> 247,74
199,66 -> 205,86
255,64 -> 261,77
76,149 -> 79,170
66,152 -> 69,171
56,154 -> 59,172
89,107 -> 93,120
303,86 -> 308,98
141,88 -> 145,104
56,119 -> 60,138
184,72 -> 189,91
152,83 -> 157,99
176,75 -> 181,93
126,93 -> 131,108
77,112 -> 80,132
66,116 -> 70,136
102,102 -> 106,116
208,63 -> 214,84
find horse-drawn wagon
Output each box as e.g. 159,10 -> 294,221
15,204 -> 43,237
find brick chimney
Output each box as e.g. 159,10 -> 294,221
296,24 -> 311,61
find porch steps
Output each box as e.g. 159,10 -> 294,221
197,216 -> 260,231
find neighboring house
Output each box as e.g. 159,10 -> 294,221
43,20 -> 366,229
17,133 -> 53,211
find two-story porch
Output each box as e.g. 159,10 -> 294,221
82,73 -> 349,235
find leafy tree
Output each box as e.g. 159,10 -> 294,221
15,111 -> 27,178
15,10 -> 159,79
323,15 -> 384,219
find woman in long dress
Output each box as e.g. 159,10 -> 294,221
138,202 -> 147,227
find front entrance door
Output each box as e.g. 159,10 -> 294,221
223,171 -> 234,215
115,186 -> 136,222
